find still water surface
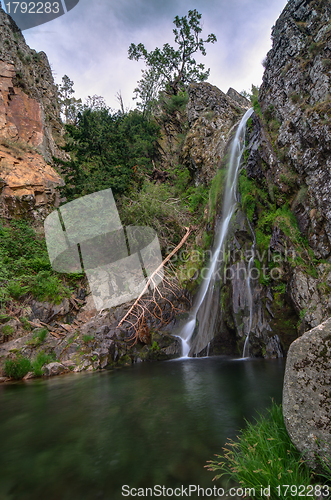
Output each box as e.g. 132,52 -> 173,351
0,357 -> 285,500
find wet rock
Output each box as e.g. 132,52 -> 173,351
283,318 -> 331,470
61,360 -> 76,370
23,371 -> 35,380
44,362 -> 69,377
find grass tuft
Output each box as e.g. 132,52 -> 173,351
206,402 -> 314,497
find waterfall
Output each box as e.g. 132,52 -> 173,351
242,219 -> 256,358
177,108 -> 254,358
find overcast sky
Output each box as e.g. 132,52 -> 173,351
18,0 -> 287,110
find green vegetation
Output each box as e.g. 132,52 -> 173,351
250,85 -> 262,118
4,355 -> 32,379
4,351 -> 56,378
0,219 -> 82,307
26,328 -> 48,347
119,181 -> 192,251
82,334 -> 94,343
20,317 -> 32,331
31,351 -> 56,377
2,325 -> 14,337
206,402 -> 313,497
208,167 -> 227,220
59,107 -> 160,201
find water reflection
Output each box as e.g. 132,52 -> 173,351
0,357 -> 285,500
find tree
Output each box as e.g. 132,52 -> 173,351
132,68 -> 162,116
59,107 -> 160,201
85,94 -> 108,111
128,9 -> 217,101
57,75 -> 82,124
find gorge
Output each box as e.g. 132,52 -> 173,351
0,0 -> 330,491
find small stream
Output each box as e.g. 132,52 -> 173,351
0,357 -> 285,500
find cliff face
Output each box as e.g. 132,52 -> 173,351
0,5 -> 64,221
182,83 -> 249,186
226,0 -> 331,351
260,0 -> 331,260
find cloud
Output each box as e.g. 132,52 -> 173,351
23,0 -> 288,108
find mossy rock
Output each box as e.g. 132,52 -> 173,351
118,354 -> 132,366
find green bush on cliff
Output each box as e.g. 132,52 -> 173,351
118,181 -> 192,251
4,355 -> 32,379
31,351 -> 56,377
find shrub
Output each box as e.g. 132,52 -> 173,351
0,218 -> 80,307
4,355 -> 32,379
206,402 -> 312,498
26,328 -> 48,347
2,325 -> 14,337
118,181 -> 191,250
82,334 -> 94,343
20,317 -> 32,331
31,351 -> 55,377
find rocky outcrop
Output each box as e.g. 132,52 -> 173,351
44,362 -> 69,377
0,5 -> 65,220
0,284 -> 184,379
182,82 -> 247,185
226,88 -> 251,110
283,317 -> 331,471
259,0 -> 331,260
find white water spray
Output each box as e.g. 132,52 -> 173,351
242,219 -> 256,358
177,108 -> 254,358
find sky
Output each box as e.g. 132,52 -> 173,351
13,0 -> 288,110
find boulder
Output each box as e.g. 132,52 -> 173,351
283,318 -> 331,470
44,362 -> 69,377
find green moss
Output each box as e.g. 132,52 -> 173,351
208,167 -> 227,221
82,334 -> 94,344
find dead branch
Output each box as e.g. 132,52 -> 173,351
118,226 -> 191,328
117,226 -> 192,346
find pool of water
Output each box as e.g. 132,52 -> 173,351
0,356 -> 285,500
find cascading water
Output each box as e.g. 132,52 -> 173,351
177,108 -> 254,358
242,219 -> 256,358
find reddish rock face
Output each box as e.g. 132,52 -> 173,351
0,60 -> 63,220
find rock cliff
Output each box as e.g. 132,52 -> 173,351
182,82 -> 249,186
0,4 -> 64,221
219,0 -> 331,357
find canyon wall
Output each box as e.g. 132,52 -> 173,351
0,4 -> 64,221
